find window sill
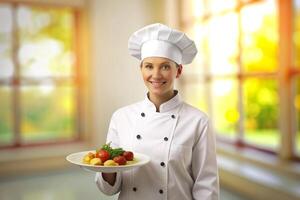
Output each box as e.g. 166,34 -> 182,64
217,142 -> 300,200
0,141 -> 93,178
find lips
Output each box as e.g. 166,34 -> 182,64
149,81 -> 166,88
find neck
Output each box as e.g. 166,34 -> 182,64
148,90 -> 176,112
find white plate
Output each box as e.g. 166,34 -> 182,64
66,151 -> 150,173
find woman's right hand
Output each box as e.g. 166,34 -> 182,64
102,173 -> 117,186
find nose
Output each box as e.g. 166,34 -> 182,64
152,67 -> 162,79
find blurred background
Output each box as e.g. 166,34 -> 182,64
0,0 -> 299,199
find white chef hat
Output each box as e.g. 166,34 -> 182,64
128,23 -> 197,65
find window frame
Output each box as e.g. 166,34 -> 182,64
0,0 -> 90,149
179,0 -> 300,161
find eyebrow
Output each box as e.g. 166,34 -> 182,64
143,61 -> 171,65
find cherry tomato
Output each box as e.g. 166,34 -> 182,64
96,150 -> 110,162
123,151 -> 134,161
113,155 -> 127,165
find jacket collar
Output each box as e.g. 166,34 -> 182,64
143,90 -> 182,113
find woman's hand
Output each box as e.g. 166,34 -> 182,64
102,173 -> 117,186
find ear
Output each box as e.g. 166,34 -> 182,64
176,65 -> 183,78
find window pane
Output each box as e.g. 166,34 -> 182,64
17,6 -> 75,77
0,86 -> 13,145
207,0 -> 237,14
295,0 -> 300,156
294,0 -> 300,67
183,0 -> 206,20
209,13 -> 239,75
184,22 -> 208,75
20,84 -> 77,143
241,0 -> 278,72
181,80 -> 208,113
295,78 -> 300,155
212,79 -> 238,139
0,4 -> 14,78
243,78 -> 279,149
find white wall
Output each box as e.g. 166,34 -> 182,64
0,0 -> 171,177
89,0 -> 166,147
0,0 -> 180,168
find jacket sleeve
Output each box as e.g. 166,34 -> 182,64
192,119 -> 219,200
94,112 -> 122,195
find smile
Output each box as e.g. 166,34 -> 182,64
149,81 -> 167,87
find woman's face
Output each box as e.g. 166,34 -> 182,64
141,57 -> 182,99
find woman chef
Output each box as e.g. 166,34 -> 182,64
95,23 -> 219,200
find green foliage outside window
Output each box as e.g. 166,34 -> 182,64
183,0 -> 284,151
0,4 -> 77,146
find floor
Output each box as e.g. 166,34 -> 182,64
0,167 -> 249,200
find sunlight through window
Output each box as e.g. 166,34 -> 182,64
294,0 -> 300,156
180,0 -> 293,154
0,3 -> 81,147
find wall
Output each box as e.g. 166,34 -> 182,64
89,0 -> 166,147
0,0 -> 167,177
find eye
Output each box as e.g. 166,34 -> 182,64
144,64 -> 153,69
162,64 -> 171,70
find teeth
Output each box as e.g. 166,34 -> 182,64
150,81 -> 165,87
152,82 -> 162,85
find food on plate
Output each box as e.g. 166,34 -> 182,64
113,155 -> 127,165
123,151 -> 134,161
96,149 -> 110,162
90,158 -> 102,165
104,160 -> 119,166
82,142 -> 135,166
82,152 -> 95,164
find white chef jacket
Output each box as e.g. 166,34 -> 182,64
95,92 -> 219,200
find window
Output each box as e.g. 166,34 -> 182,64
294,0 -> 300,156
0,2 -> 86,147
180,0 -> 300,159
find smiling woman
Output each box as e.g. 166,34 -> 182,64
0,2 -> 87,147
140,57 -> 182,110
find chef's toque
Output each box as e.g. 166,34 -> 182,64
128,23 -> 198,65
